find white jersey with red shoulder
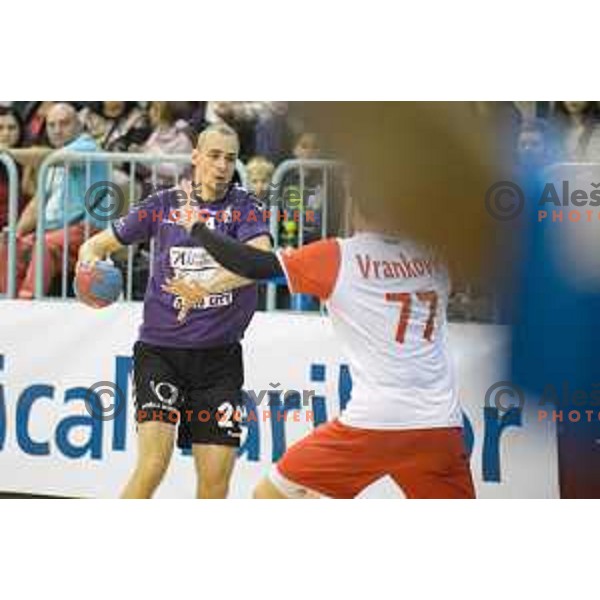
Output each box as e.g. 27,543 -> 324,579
277,232 -> 462,430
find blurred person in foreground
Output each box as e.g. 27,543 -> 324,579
510,118 -> 600,497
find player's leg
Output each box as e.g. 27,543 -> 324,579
120,341 -> 184,499
256,420 -> 385,499
184,393 -> 241,498
184,343 -> 245,499
192,444 -> 237,499
121,421 -> 176,498
253,477 -> 289,499
388,427 -> 476,499
252,477 -> 319,498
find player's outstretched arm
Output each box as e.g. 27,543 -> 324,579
203,234 -> 272,293
162,231 -> 274,321
77,229 -> 124,271
183,221 -> 339,303
189,221 -> 283,281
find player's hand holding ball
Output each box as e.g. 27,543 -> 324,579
75,260 -> 124,309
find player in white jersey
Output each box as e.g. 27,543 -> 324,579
166,207 -> 475,499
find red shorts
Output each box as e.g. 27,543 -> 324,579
271,420 -> 475,499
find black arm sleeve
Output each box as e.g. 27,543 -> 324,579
190,222 -> 283,280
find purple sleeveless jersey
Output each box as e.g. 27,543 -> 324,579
111,185 -> 270,349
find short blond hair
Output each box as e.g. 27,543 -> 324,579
246,156 -> 275,180
197,123 -> 239,150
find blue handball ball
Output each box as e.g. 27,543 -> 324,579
75,261 -> 123,308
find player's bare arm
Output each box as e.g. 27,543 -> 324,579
162,234 -> 271,321
77,229 -> 124,270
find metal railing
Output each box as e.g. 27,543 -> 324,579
265,159 -> 345,311
33,151 -> 247,300
0,152 -> 19,298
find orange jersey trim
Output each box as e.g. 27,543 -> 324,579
277,238 -> 341,301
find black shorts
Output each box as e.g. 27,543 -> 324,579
132,341 -> 244,449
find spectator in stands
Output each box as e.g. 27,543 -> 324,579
205,102 -> 289,161
0,107 -> 28,231
281,130 -> 347,247
0,102 -> 108,298
137,101 -> 193,189
281,131 -> 325,245
80,102 -> 151,206
244,155 -> 277,311
552,101 -> 600,161
516,119 -> 552,171
293,131 -> 320,160
246,156 -> 275,201
169,101 -> 208,143
20,101 -> 54,146
254,102 -> 291,163
0,107 -> 23,150
80,101 -> 151,151
275,132 -> 329,311
6,103 -> 63,201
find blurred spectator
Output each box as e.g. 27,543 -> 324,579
552,101 -> 600,161
447,285 -> 497,323
583,101 -> 600,162
512,101 -> 537,121
279,132 -> 326,247
80,101 -> 151,151
80,102 -> 151,206
293,131 -> 320,160
246,156 -> 275,201
244,155 -> 276,312
6,103 -> 73,200
20,101 -> 54,146
0,103 -> 107,298
137,101 -> 193,189
277,132 -> 331,311
516,119 -> 553,172
0,107 -> 23,149
254,102 -> 291,163
206,102 -> 289,161
0,107 -> 29,231
169,101 -> 208,142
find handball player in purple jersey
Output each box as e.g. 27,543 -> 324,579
77,124 -> 271,498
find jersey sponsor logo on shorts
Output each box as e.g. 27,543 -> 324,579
149,380 -> 180,407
